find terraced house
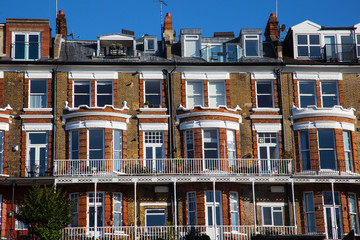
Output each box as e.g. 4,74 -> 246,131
0,10 -> 359,240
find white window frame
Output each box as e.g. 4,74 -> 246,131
203,129 -> 220,170
0,131 -> 4,174
208,80 -> 226,107
299,131 -> 311,171
113,192 -> 123,227
29,79 -> 48,109
230,192 -> 240,227
244,35 -> 260,57
186,80 -> 204,108
318,129 -> 337,171
185,130 -> 194,158
227,130 -> 236,169
70,130 -> 79,159
95,80 -> 113,107
349,193 -> 359,234
187,192 -> 197,225
144,37 -> 157,52
256,80 -> 274,108
73,80 -> 91,107
322,191 -> 342,239
204,190 -> 223,226
296,34 -> 321,59
261,205 -> 284,226
144,80 -> 162,108
304,192 -> 316,233
88,129 -> 105,160
320,81 -> 339,108
113,130 -> 123,173
184,35 -> 200,57
298,81 -> 316,108
143,131 -> 165,172
15,205 -> 28,230
343,131 -> 354,172
12,31 -> 41,60
257,132 -> 279,173
26,131 -> 48,177
69,193 -> 79,227
87,192 -> 105,230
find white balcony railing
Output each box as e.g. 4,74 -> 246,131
53,158 -> 293,177
58,225 -> 297,240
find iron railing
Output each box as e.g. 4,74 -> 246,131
324,44 -> 357,62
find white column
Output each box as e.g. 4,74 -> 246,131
331,181 -> 338,238
173,179 -> 178,228
94,179 -> 98,239
252,179 -> 257,231
291,180 -> 297,233
134,181 -> 137,237
212,179 -> 217,239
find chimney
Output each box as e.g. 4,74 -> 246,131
56,10 -> 67,39
163,12 -> 173,43
265,13 -> 279,42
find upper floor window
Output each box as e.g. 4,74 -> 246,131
262,205 -> 283,226
320,81 -> 338,107
69,193 -> 79,227
297,34 -> 321,58
29,80 -> 47,108
245,35 -> 260,57
343,131 -> 354,172
349,193 -> 359,234
187,192 -> 197,225
88,129 -> 104,160
13,32 -> 40,60
230,192 -> 239,227
318,130 -> 336,170
187,81 -> 203,108
113,193 -> 123,227
74,81 -> 90,107
185,130 -> 194,158
299,131 -> 311,171
144,80 -> 162,108
227,130 -> 236,168
27,132 -> 48,177
70,130 -> 79,159
208,81 -> 226,107
299,81 -> 316,108
226,45 -> 238,62
144,36 -> 157,52
96,81 -> 113,107
256,80 -> 274,108
203,129 -> 219,170
184,35 -> 200,57
113,130 -> 123,173
304,192 -> 316,233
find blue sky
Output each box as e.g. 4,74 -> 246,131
1,0 -> 359,40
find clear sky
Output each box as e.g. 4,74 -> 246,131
1,0 -> 359,40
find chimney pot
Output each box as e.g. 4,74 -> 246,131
56,10 -> 67,39
59,10 -> 64,14
270,13 -> 275,17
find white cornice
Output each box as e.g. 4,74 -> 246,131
182,72 -> 229,80
0,114 -> 10,119
20,115 -> 53,119
139,123 -> 168,131
252,108 -> 280,112
62,111 -> 131,123
177,104 -> 241,112
177,111 -> 242,123
69,71 -> 117,79
0,122 -> 9,131
25,71 -> 52,79
139,108 -> 168,112
292,105 -> 355,120
250,115 -> 283,119
293,121 -> 354,131
293,72 -> 342,80
22,123 -> 53,131
251,72 -> 276,79
137,115 -> 170,119
180,120 -> 239,131
140,71 -> 165,79
23,108 -> 53,112
64,101 -> 129,111
252,123 -> 282,132
66,120 -> 127,131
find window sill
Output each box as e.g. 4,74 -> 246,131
140,108 -> 167,112
23,108 -> 53,112
252,108 -> 280,112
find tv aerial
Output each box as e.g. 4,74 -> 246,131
155,0 -> 167,34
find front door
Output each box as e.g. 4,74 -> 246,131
27,132 -> 48,177
323,192 -> 343,239
205,191 -> 222,240
87,192 -> 104,237
144,131 -> 164,173
258,133 -> 279,174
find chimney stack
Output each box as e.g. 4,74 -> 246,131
56,10 -> 67,39
163,12 -> 173,43
265,13 -> 279,42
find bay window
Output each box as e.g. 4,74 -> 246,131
343,131 -> 353,172
113,130 -> 123,172
227,130 -> 236,168
0,131 -> 4,174
88,129 -> 104,171
299,131 -> 311,171
318,130 -> 336,170
29,79 -> 47,108
203,129 -> 219,170
185,130 -> 194,158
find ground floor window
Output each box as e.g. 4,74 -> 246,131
145,209 -> 166,227
262,205 -> 284,226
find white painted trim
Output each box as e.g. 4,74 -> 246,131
252,123 -> 282,132
250,115 -> 282,119
251,72 -> 276,79
177,111 -> 242,122
252,108 -> 280,112
69,71 -> 117,79
23,108 -> 53,112
257,202 -> 287,207
20,115 -> 53,119
65,120 -> 127,131
293,121 -> 354,131
64,101 -> 129,112
25,71 -> 51,79
0,122 -> 9,131
293,72 -> 342,80
22,123 -> 52,131
139,123 -> 168,131
137,115 -> 170,119
140,202 -> 171,206
140,71 -> 165,79
180,120 -> 239,131
140,108 -> 167,112
0,72 -> 3,78
182,72 -> 229,80
0,114 -> 10,119
62,111 -> 131,123
177,104 -> 241,112
292,105 -> 355,120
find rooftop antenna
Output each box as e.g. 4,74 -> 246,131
156,0 -> 167,35
275,0 -> 278,17
56,0 -> 58,17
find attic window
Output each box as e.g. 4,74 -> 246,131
144,36 -> 157,52
12,32 -> 41,60
245,35 -> 260,57
296,34 -> 321,58
184,35 -> 200,57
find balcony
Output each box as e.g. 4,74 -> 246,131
324,44 -> 357,62
53,158 -> 292,177
58,225 -> 296,240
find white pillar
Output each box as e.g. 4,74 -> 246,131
291,180 -> 297,233
212,180 -> 217,239
174,179 -> 178,228
94,179 -> 98,239
134,181 -> 137,237
252,180 -> 257,231
331,181 -> 338,238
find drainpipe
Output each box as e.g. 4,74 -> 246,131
51,69 -> 57,177
275,68 -> 287,154
291,180 -> 297,233
173,179 -> 177,228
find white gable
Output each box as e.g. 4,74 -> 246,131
354,23 -> 360,33
98,34 -> 135,41
291,20 -> 321,33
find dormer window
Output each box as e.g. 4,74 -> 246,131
12,32 -> 40,60
144,36 -> 157,52
97,33 -> 136,57
184,35 -> 200,57
297,34 -> 321,58
357,35 -> 360,57
245,35 -> 260,57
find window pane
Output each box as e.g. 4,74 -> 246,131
29,35 -> 39,60
145,81 -> 161,106
29,133 -> 47,144
298,46 -> 309,57
322,82 -> 337,94
299,82 -> 315,95
318,130 -> 335,148
263,207 -> 272,225
245,39 -> 259,56
74,81 -> 90,107
147,39 -> 155,50
309,35 -> 320,45
273,211 -> 283,226
31,80 -> 47,93
297,35 -> 308,45
15,35 -> 25,59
